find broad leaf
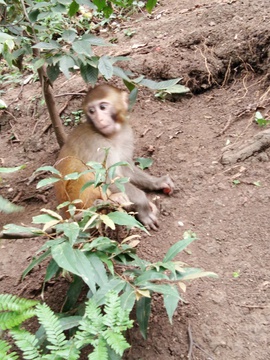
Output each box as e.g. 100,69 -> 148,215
136,296 -> 151,339
98,56 -> 113,79
59,55 -> 75,78
22,249 -> 52,279
80,63 -> 99,84
72,40 -> 93,56
91,278 -> 126,306
51,243 -> 108,293
62,29 -> 77,43
32,41 -> 60,50
107,212 -> 146,232
163,286 -> 181,324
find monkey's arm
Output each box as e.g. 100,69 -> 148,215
126,166 -> 175,194
124,182 -> 159,230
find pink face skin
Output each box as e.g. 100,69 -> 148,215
87,101 -> 120,136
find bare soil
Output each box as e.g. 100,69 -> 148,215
1,0 -> 270,359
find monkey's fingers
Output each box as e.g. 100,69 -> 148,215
161,175 -> 175,195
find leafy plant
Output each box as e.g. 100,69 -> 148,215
0,292 -> 133,359
0,0 -> 189,147
255,111 -> 270,126
0,159 -> 217,355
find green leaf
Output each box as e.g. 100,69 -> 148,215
22,249 -> 52,279
47,64 -> 61,82
0,32 -> 14,42
175,268 -> 218,281
33,58 -> 45,71
0,165 -> 25,173
120,285 -> 136,311
107,211 -> 146,231
35,165 -> 61,175
58,315 -> 82,331
92,278 -> 126,306
135,157 -> 153,170
72,40 -> 93,56
32,41 -> 60,50
51,243 -> 108,293
0,196 -> 23,214
129,87 -> 138,110
163,233 -> 197,262
139,77 -> 181,90
80,63 -> 99,84
44,258 -> 60,282
113,66 -> 130,81
59,55 -> 75,78
62,222 -> 80,245
2,224 -> 43,237
136,296 -> 151,339
36,177 -> 60,189
28,9 -> 40,22
135,270 -> 169,285
82,34 -> 107,46
100,214 -> 116,230
162,84 -> 190,94
62,275 -> 84,312
98,56 -> 113,79
163,287 -> 181,324
146,0 -> 157,12
62,29 -> 77,42
68,0 -> 80,17
32,213 -> 57,224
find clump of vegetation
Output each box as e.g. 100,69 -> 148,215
1,159 -> 217,358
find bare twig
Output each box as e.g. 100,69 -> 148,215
187,321 -> 194,360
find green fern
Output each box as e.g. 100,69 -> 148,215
10,329 -> 41,360
75,291 -> 133,358
0,339 -> 19,360
35,303 -> 68,351
0,309 -> 36,330
0,294 -> 38,312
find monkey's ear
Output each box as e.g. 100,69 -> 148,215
121,91 -> 129,111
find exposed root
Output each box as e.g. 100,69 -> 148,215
221,128 -> 270,165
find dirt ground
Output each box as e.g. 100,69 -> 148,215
1,0 -> 270,359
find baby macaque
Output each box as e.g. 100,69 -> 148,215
54,84 -> 174,229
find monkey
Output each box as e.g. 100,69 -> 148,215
54,84 -> 174,230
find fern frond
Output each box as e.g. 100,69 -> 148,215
89,338 -> 108,360
104,330 -> 130,356
0,309 -> 36,330
103,292 -> 120,328
48,342 -> 80,360
0,339 -> 19,360
0,294 -> 38,312
84,299 -> 103,330
103,292 -> 133,331
10,329 -> 40,360
35,303 -> 67,351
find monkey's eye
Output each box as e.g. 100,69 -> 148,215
88,107 -> 95,115
99,102 -> 108,111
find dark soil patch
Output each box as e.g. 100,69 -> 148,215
1,0 -> 270,359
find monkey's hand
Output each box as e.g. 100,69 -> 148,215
159,175 -> 175,195
138,201 -> 159,231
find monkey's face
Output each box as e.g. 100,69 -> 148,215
86,100 -> 121,136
